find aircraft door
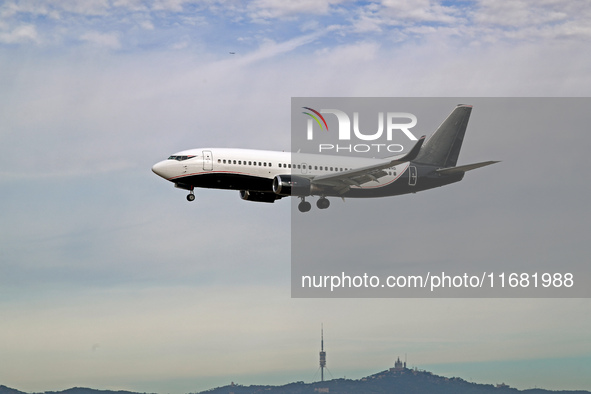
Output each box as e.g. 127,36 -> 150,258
203,150 -> 213,171
301,163 -> 309,175
409,165 -> 417,186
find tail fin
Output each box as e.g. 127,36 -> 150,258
414,104 -> 472,168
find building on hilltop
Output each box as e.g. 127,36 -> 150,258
390,356 -> 407,372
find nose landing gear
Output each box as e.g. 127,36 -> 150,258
174,183 -> 195,202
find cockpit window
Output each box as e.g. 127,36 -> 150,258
167,155 -> 195,161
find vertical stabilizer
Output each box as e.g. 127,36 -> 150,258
414,104 -> 472,168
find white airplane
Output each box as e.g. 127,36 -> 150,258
152,105 -> 498,212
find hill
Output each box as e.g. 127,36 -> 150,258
197,368 -> 590,394
2,368 -> 589,394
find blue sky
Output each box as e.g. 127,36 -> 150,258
1,1 -> 591,393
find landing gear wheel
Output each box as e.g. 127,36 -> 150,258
298,201 -> 312,212
186,193 -> 195,202
317,198 -> 330,210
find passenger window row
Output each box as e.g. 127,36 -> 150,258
218,159 -> 272,166
215,158 -> 396,176
278,163 -> 350,172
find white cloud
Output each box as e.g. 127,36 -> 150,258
171,40 -> 189,49
474,0 -> 565,27
0,0 -> 589,54
47,0 -> 111,16
138,19 -> 154,30
381,0 -> 462,24
79,31 -> 121,49
247,0 -> 337,20
151,0 -> 188,12
471,0 -> 591,41
112,0 -> 149,12
0,0 -> 53,18
0,24 -> 39,43
349,0 -> 465,37
314,41 -> 380,66
351,14 -> 384,33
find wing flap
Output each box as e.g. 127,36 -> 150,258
312,136 -> 425,187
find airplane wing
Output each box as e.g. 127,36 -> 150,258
435,160 -> 500,175
311,136 -> 426,194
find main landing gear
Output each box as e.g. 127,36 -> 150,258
186,191 -> 195,201
298,197 -> 330,212
298,198 -> 311,212
316,197 -> 330,210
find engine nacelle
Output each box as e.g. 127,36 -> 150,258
272,175 -> 312,196
239,190 -> 281,203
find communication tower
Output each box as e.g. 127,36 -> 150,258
319,324 -> 326,382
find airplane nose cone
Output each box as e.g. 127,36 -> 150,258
152,160 -> 168,178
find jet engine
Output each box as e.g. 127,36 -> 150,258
272,175 -> 312,196
239,190 -> 281,203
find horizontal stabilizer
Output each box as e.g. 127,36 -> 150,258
436,161 -> 500,175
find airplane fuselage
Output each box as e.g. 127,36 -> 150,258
152,148 -> 463,199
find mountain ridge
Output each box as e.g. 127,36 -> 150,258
2,368 -> 589,394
